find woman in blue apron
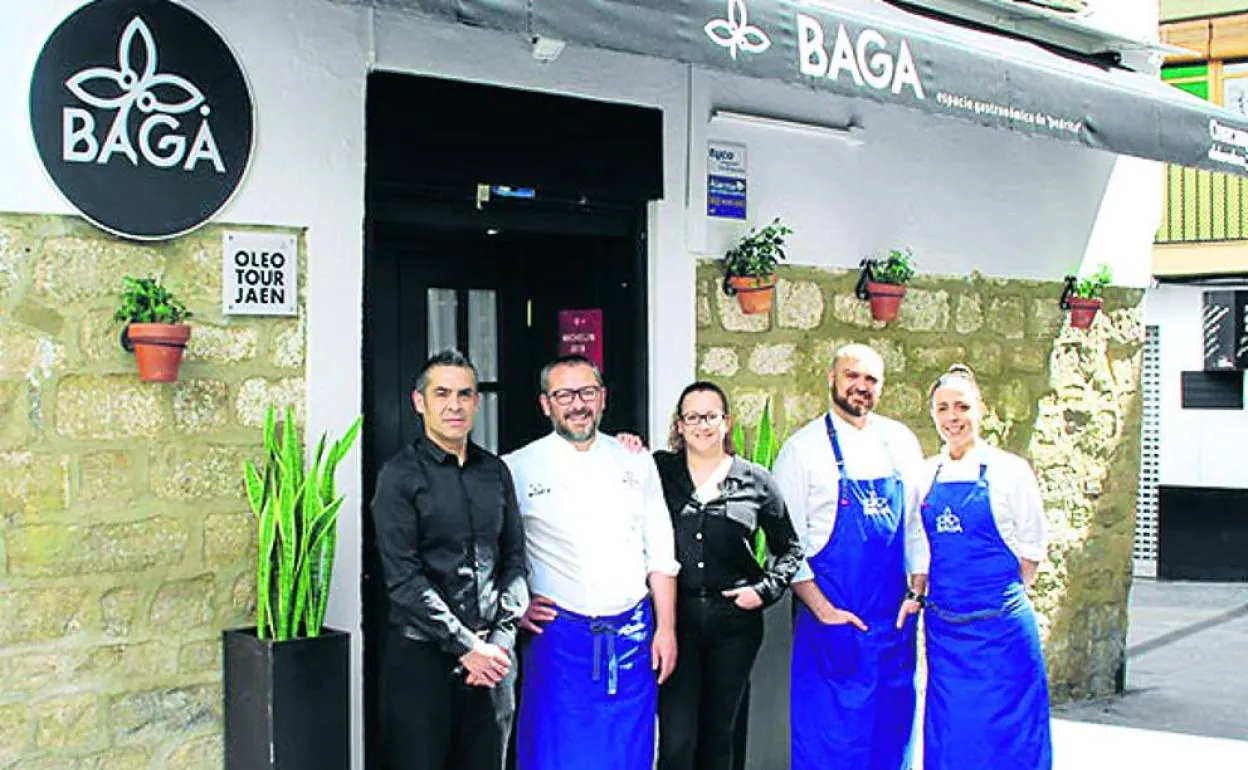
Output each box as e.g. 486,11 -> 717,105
787,412 -> 919,770
916,364 -> 1052,770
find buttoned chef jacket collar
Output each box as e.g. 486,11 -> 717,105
938,437 -> 988,465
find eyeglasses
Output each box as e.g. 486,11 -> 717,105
547,385 -> 603,405
680,412 -> 725,427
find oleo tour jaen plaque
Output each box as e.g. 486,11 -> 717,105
29,0 -> 254,240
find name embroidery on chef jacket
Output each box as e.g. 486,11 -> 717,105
935,506 -> 963,535
621,470 -> 642,490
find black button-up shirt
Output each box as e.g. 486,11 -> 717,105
653,451 -> 803,607
371,432 -> 528,656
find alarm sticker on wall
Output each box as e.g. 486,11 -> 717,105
29,0 -> 255,240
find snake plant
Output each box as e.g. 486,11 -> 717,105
244,406 -> 362,641
733,398 -> 779,566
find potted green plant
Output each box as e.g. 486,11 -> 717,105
1067,263 -> 1112,329
722,218 -> 792,315
859,248 -> 915,322
224,406 -> 363,770
113,276 -> 193,382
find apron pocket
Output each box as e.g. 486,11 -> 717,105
814,623 -> 861,678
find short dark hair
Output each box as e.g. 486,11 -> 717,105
668,381 -> 736,455
539,354 -> 604,393
414,349 -> 478,394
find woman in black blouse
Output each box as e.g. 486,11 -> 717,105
653,381 -> 804,770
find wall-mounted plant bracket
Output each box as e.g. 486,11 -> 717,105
1058,275 -> 1077,310
854,258 -> 877,300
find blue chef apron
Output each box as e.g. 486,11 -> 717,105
517,599 -> 655,770
920,462 -> 1052,770
790,414 -> 917,770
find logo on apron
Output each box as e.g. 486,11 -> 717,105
862,491 -> 893,518
936,506 -> 963,534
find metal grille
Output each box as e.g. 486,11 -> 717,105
1156,163 -> 1248,244
1134,325 -> 1161,577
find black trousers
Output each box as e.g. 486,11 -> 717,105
657,594 -> 765,770
382,630 -> 516,770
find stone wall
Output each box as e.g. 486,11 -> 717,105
0,213 -> 305,769
697,261 -> 1144,701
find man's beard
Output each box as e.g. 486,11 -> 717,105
552,408 -> 601,442
832,385 -> 875,417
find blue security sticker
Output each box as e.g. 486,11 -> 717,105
707,174 -> 747,219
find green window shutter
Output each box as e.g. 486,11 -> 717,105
1163,63 -> 1210,81
1162,63 -> 1210,101
1173,80 -> 1210,100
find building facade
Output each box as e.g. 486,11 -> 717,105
0,0 -> 1237,767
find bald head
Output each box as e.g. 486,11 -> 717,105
831,343 -> 884,375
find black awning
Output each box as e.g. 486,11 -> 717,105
392,0 -> 1248,175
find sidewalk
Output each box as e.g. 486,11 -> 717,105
1051,579 -> 1248,767
1052,719 -> 1248,769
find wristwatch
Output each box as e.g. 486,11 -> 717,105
905,589 -> 926,607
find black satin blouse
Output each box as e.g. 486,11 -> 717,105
653,451 -> 803,607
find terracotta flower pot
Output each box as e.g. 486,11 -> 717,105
728,274 -> 777,315
1067,297 -> 1103,329
866,281 -> 907,322
127,323 -> 192,382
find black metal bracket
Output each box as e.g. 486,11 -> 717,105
855,258 -> 877,300
1058,275 -> 1077,310
119,324 -> 134,353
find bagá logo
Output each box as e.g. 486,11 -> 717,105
29,0 -> 254,240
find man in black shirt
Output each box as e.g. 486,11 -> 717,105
371,349 -> 528,770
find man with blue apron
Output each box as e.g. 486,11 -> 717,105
920,457 -> 1052,770
774,344 -> 927,770
505,355 -> 680,770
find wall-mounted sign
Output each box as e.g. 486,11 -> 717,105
558,309 -> 604,370
707,141 -> 747,220
29,0 -> 254,240
224,232 -> 297,316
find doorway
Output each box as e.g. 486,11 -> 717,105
361,72 -> 663,768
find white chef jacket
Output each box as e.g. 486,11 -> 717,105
773,410 -> 928,582
504,432 -> 680,617
910,440 -> 1047,564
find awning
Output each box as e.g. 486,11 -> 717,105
381,0 -> 1248,176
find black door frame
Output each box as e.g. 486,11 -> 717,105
361,72 -> 661,770
361,194 -> 651,768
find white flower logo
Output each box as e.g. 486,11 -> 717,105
65,16 -> 207,121
705,0 -> 771,61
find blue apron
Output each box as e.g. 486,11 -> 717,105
920,462 -> 1052,770
517,599 -> 656,770
790,414 -> 917,770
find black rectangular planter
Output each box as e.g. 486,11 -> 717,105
223,626 -> 350,770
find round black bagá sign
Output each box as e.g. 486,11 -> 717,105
29,0 -> 254,240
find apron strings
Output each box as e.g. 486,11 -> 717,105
590,621 -> 620,696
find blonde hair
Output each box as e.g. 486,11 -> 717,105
928,363 -> 981,404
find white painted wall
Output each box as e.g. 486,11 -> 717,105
1145,283 -> 1248,490
0,0 -> 1163,766
691,68 -> 1134,283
